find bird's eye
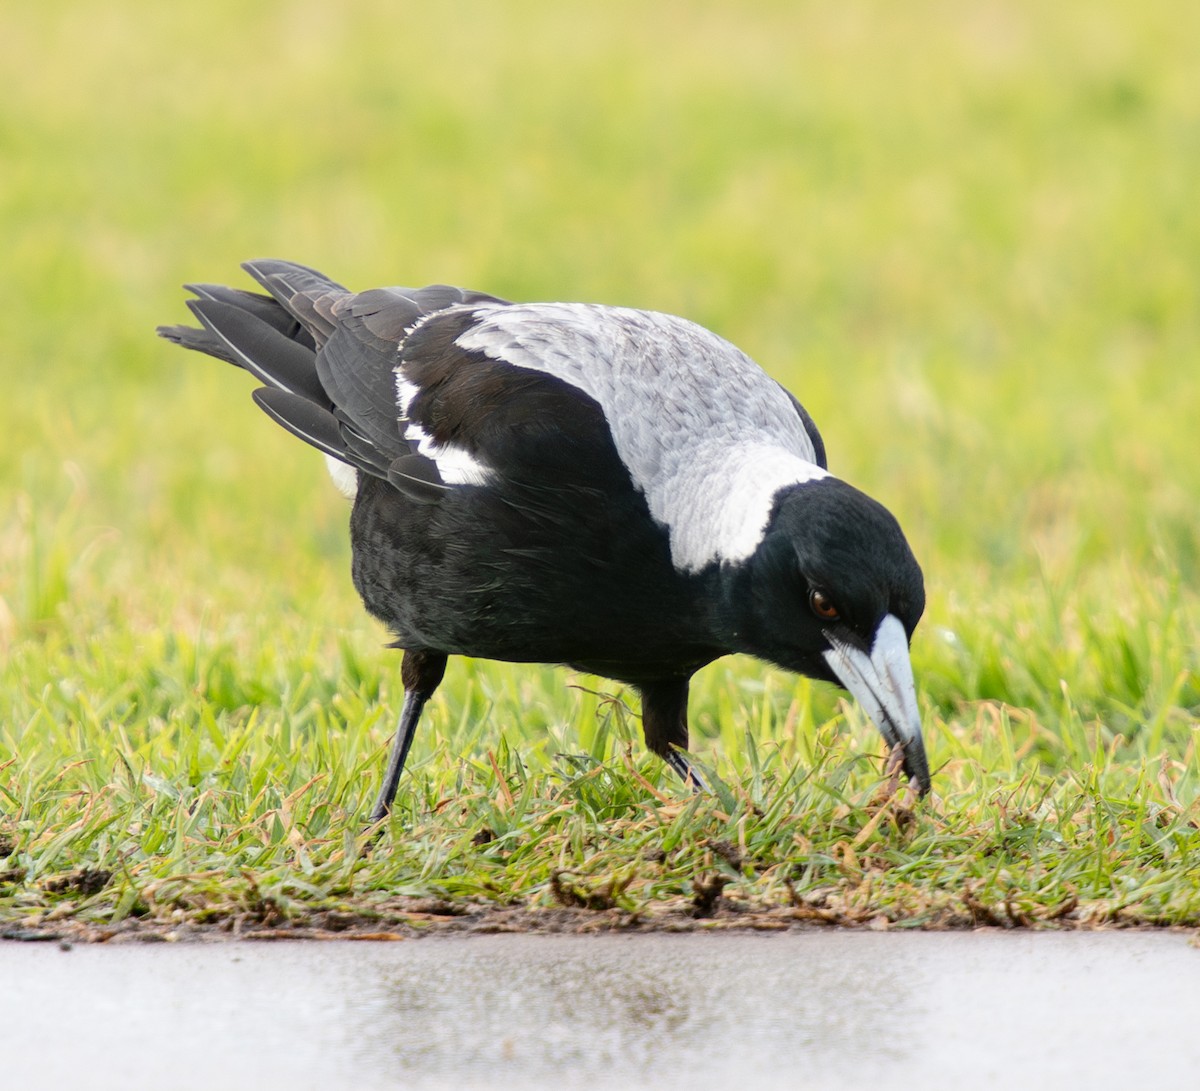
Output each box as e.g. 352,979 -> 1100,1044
809,588 -> 840,622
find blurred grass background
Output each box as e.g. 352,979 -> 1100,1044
2,0 -> 1198,930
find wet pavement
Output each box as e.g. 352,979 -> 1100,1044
2,930 -> 1197,1090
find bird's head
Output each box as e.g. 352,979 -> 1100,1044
725,477 -> 929,793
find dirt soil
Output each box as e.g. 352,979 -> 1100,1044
3,896 -> 1188,944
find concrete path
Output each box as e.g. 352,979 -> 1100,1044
3,931 -> 1197,1090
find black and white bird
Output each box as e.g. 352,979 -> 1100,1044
159,260 -> 929,819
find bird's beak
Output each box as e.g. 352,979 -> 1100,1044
822,613 -> 930,795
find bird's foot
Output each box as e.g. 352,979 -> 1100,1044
665,749 -> 707,793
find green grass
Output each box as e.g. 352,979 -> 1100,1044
2,0 -> 1198,937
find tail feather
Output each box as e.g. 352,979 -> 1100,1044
156,273 -> 367,478
186,297 -> 329,404
185,283 -> 316,349
156,321 -> 239,366
242,259 -> 348,349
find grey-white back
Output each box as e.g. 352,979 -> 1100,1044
453,302 -> 830,572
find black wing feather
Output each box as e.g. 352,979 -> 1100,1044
159,260 -> 513,494
777,384 -> 828,470
251,388 -> 352,465
338,419 -> 395,477
387,454 -> 449,504
315,323 -> 407,462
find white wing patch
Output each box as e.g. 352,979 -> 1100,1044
403,422 -> 492,486
395,375 -> 421,418
456,304 -> 829,571
394,361 -> 492,487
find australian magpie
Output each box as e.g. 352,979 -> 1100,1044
158,260 -> 929,819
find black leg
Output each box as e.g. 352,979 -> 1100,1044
368,649 -> 447,821
638,677 -> 707,792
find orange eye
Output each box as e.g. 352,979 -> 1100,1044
809,589 -> 840,622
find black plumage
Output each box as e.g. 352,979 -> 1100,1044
159,260 -> 929,819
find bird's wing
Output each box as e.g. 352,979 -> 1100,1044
161,265 -> 830,567
395,305 -> 628,495
158,260 -> 508,498
401,302 -> 830,571
776,385 -> 828,471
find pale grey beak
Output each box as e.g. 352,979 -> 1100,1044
822,613 -> 930,794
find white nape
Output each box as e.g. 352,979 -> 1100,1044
666,446 -> 829,572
